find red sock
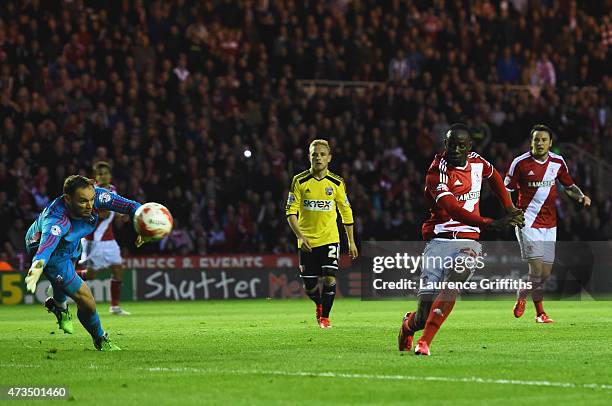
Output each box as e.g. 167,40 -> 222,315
534,301 -> 545,315
405,312 -> 417,334
420,289 -> 459,345
110,279 -> 122,307
518,288 -> 529,300
532,280 -> 545,315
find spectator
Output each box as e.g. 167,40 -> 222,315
497,47 -> 521,83
536,53 -> 556,86
388,50 -> 410,83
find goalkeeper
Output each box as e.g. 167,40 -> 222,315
24,175 -> 153,351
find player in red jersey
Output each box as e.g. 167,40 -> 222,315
397,123 -> 524,356
505,124 -> 591,323
79,161 -> 131,315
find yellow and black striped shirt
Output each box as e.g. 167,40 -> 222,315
286,169 -> 354,248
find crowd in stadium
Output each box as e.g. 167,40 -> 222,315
1,0 -> 611,266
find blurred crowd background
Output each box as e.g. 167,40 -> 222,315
1,0 -> 611,267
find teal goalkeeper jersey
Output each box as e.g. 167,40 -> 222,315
25,187 -> 140,265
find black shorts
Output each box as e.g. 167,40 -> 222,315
298,243 -> 340,278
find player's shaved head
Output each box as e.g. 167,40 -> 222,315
444,123 -> 472,167
445,123 -> 471,141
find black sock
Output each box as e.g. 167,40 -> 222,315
303,278 -> 321,305
321,283 -> 336,318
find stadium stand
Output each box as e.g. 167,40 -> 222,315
1,0 -> 610,267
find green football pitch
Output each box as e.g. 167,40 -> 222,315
1,299 -> 611,404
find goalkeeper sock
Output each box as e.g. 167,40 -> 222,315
54,300 -> 67,310
420,289 -> 458,345
52,286 -> 67,308
77,309 -> 104,339
321,282 -> 336,318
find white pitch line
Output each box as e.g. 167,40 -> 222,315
145,367 -> 612,391
0,364 -> 41,369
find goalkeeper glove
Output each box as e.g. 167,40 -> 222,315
25,259 -> 45,293
135,235 -> 156,248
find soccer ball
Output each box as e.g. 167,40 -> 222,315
134,202 -> 174,240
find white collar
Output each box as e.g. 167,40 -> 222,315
530,153 -> 549,164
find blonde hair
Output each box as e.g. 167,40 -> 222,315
309,139 -> 331,153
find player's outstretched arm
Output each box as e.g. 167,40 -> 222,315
95,187 -> 141,218
95,188 -> 154,247
564,185 -> 591,207
26,218 -> 68,293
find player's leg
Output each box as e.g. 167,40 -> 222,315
109,264 -> 131,315
416,242 -> 480,355
43,268 -> 75,334
76,268 -> 89,280
410,296 -> 434,332
104,240 -> 130,315
299,249 -> 322,323
320,276 -> 336,328
59,261 -> 120,351
398,294 -> 433,351
540,262 -> 553,281
532,261 -> 554,322
70,283 -> 121,351
514,259 -> 542,317
416,287 -> 460,353
319,243 -> 339,328
400,240 -> 441,353
77,239 -> 90,280
514,227 -> 543,318
527,258 -> 547,318
533,229 -> 556,323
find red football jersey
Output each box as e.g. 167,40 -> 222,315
422,152 -> 495,240
504,152 -> 574,228
85,184 -> 117,241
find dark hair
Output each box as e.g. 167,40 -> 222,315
530,124 -> 554,140
63,175 -> 95,196
93,161 -> 112,173
445,123 -> 471,139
